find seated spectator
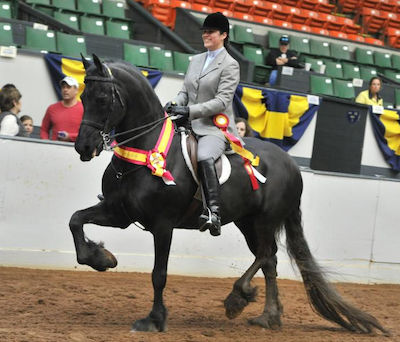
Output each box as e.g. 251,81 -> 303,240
0,83 -> 17,114
20,115 -> 34,137
40,76 -> 83,142
355,77 -> 383,106
266,35 -> 300,86
235,117 -> 253,137
0,87 -> 27,137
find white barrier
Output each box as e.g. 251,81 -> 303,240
1,137 -> 399,284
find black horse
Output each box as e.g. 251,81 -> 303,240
71,54 -> 387,334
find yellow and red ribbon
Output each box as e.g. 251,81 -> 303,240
113,114 -> 175,183
213,114 -> 260,190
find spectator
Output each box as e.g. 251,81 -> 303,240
0,83 -> 17,114
40,76 -> 83,142
355,77 -> 383,106
0,87 -> 27,137
266,35 -> 300,86
20,115 -> 34,136
235,117 -> 253,137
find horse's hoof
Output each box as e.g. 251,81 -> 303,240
80,246 -> 118,272
131,317 -> 166,332
89,248 -> 117,272
248,313 -> 282,330
224,291 -> 249,319
102,248 -> 118,268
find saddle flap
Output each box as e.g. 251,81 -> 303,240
182,133 -> 231,185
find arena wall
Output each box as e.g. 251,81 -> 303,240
1,52 -> 400,284
0,137 -> 399,284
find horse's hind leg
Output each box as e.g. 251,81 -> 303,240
69,201 -> 130,271
224,217 -> 265,319
248,253 -> 283,329
225,217 -> 283,329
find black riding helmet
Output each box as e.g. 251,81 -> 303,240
200,12 -> 229,37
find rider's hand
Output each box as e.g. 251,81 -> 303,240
163,101 -> 176,114
170,106 -> 190,126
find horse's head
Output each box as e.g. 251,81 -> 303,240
75,54 -> 126,161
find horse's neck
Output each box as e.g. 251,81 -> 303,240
115,110 -> 164,151
115,73 -> 164,150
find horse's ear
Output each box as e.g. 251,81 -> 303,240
81,53 -> 91,70
92,54 -> 106,76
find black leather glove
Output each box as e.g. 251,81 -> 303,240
170,106 -> 190,126
163,101 -> 176,114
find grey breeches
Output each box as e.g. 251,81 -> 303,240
197,135 -> 227,162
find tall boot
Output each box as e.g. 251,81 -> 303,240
198,158 -> 221,236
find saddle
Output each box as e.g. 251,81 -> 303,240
180,130 -> 232,186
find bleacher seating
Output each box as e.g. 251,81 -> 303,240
310,74 -> 334,96
0,1 -> 12,18
103,0 -> 126,18
342,62 -> 361,79
172,50 -> 193,72
124,43 -> 150,68
149,46 -> 174,71
0,21 -> 13,45
330,42 -> 352,61
309,39 -> 331,58
25,26 -> 56,52
104,20 -> 131,39
359,65 -> 378,81
80,16 -> 105,35
53,11 -> 80,30
355,47 -> 374,65
3,0 -> 398,102
332,78 -> 355,99
374,50 -> 393,69
52,0 -> 76,11
56,31 -> 87,57
242,44 -> 271,83
77,0 -> 101,15
324,61 -> 344,79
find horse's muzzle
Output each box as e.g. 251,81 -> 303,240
75,126 -> 104,161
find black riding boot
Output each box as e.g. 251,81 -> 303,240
198,158 -> 221,236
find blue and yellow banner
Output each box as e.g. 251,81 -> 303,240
44,54 -> 162,100
233,85 -> 319,151
370,108 -> 400,171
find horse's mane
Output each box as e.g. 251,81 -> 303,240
95,59 -> 163,115
104,60 -> 153,89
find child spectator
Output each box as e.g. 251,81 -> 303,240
20,115 -> 34,136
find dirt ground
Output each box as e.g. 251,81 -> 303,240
0,267 -> 399,342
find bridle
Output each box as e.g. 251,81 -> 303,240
81,64 -> 171,151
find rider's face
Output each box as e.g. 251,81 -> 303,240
202,30 -> 227,51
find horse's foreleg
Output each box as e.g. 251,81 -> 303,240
132,228 -> 173,332
69,202 -> 129,271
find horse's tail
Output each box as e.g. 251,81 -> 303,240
284,205 -> 388,335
